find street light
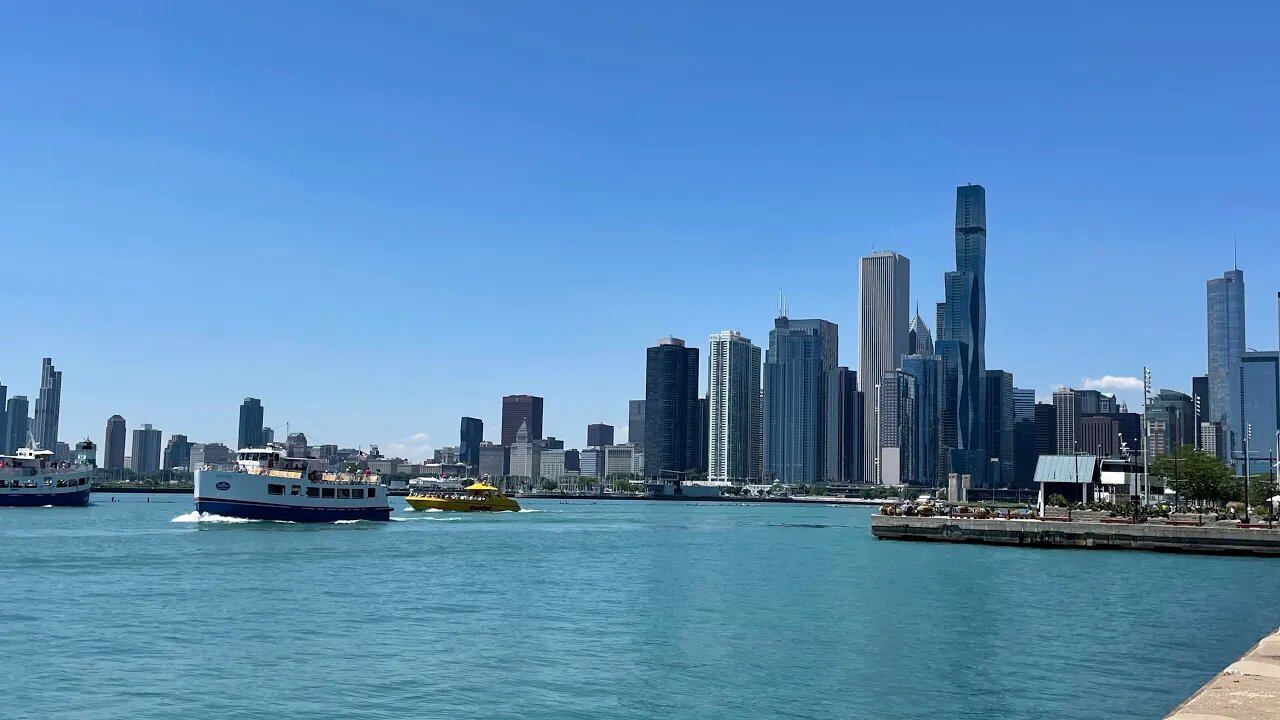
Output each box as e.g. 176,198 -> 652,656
1244,423 -> 1252,524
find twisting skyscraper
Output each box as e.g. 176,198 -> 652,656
33,358 -> 62,451
938,185 -> 988,484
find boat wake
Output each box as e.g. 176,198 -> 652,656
401,506 -> 443,512
392,515 -> 461,522
170,511 -> 291,524
333,519 -> 367,524
517,508 -> 543,513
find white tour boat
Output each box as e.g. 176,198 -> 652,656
0,446 -> 93,507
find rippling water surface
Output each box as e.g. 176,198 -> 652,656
3,496 -> 1278,719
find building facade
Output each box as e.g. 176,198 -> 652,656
877,370 -> 916,486
763,316 -> 839,485
985,370 -> 1014,487
836,367 -> 863,484
1034,402 -> 1057,459
3,396 -> 28,456
587,423 -> 614,448
603,444 -> 635,477
1053,389 -> 1078,455
859,251 -> 910,483
238,398 -> 264,450
900,354 -> 941,486
1012,388 -> 1037,488
708,331 -> 762,483
628,400 -> 645,449
1078,416 -> 1120,458
33,357 -> 62,452
130,424 -> 162,473
1207,269 -> 1246,432
1227,351 -> 1280,474
501,395 -> 544,447
459,417 -> 483,470
508,421 -> 540,480
644,337 -> 700,478
478,442 -> 508,479
104,415 -> 127,470
164,434 -> 192,470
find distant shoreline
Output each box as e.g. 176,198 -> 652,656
92,486 -> 191,494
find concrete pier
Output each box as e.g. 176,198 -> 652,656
870,515 -> 1280,556
1165,626 -> 1280,718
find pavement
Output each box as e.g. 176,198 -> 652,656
1166,626 -> 1280,719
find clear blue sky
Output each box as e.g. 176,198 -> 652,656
3,1 -> 1278,458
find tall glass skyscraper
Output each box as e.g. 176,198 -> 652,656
938,185 -> 988,483
763,316 -> 838,485
900,354 -> 941,486
985,370 -> 1014,487
859,251 -> 910,484
644,337 -> 700,478
459,417 -> 483,470
1227,351 -> 1279,475
708,331 -> 762,483
104,415 -> 128,470
33,357 -> 62,451
1207,268 -> 1246,444
238,398 -> 265,450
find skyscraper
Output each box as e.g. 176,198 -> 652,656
901,354 -> 941,487
130,424 -> 162,473
104,415 -> 127,470
1053,389 -> 1078,454
4,396 -> 29,454
877,370 -> 916,486
908,310 -> 934,357
836,368 -> 863,484
1013,389 -> 1037,488
587,423 -> 614,448
508,421 -> 540,480
262,426 -> 275,444
33,357 -> 62,451
1207,269 -> 1246,431
644,337 -> 699,478
1227,352 -> 1279,474
938,185 -> 988,483
0,380 -> 6,455
985,370 -> 1014,487
708,330 -> 762,483
501,395 -> 544,446
1034,402 -> 1057,458
763,315 -> 839,485
164,434 -> 192,470
238,398 -> 264,450
459,417 -> 483,470
628,400 -> 645,449
859,251 -> 910,483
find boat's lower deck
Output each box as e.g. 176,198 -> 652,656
0,486 -> 92,507
194,497 -> 391,522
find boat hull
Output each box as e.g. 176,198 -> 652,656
0,486 -> 91,507
194,497 -> 391,522
404,495 -> 520,512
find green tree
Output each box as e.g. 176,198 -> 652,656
1151,445 -> 1234,505
539,479 -> 558,491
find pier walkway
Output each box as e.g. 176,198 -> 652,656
1166,626 -> 1280,719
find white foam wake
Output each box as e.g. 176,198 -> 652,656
401,506 -> 443,512
171,511 -> 253,524
334,519 -> 364,524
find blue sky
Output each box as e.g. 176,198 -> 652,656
3,1 -> 1278,458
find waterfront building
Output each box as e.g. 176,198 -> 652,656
190,442 -> 233,468
1079,416 -> 1120,458
985,370 -> 1014,486
1207,269 -> 1246,431
709,330 -> 762,483
877,370 -> 916,486
603,444 -> 635,478
130,424 -> 162,473
33,357 -> 62,451
103,415 -> 127,470
763,315 -> 839,485
644,337 -> 700,478
628,400 -> 645,449
1053,389 -> 1078,454
6,395 -> 30,454
501,395 -> 544,446
238,398 -> 264,450
434,446 -> 460,464
459,417 -> 483,470
1148,389 -> 1196,455
1034,402 -> 1057,458
937,185 -> 989,484
836,367 -> 863,484
580,447 -> 603,479
859,250 -> 910,483
164,434 -> 192,470
632,451 -> 645,476
587,423 -> 614,448
1013,388 -> 1037,488
564,449 -> 580,472
478,442 -> 508,479
508,421 -> 540,481
540,449 -> 567,482
901,355 -> 941,486
1227,351 -> 1280,474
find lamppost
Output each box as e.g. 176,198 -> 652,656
1193,394 -> 1202,451
874,382 -> 881,486
1141,367 -> 1152,505
1244,423 -> 1252,524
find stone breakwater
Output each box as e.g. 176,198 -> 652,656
1165,626 -> 1280,718
870,515 -> 1280,556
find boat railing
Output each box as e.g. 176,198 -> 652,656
242,467 -> 377,485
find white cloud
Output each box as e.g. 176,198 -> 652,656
384,432 -> 433,461
1081,375 -> 1143,391
410,432 -> 429,442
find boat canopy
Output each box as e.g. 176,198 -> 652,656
466,483 -> 497,491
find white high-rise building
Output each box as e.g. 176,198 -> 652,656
708,330 -> 762,483
508,421 -> 540,481
603,444 -> 635,477
859,252 -> 910,483
540,449 -> 567,481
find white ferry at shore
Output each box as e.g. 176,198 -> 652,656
0,447 -> 93,507
194,445 -> 391,522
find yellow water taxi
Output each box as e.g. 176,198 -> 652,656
404,482 -> 521,512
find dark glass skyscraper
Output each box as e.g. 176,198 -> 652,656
459,417 -> 483,469
1033,402 -> 1057,459
164,434 -> 192,469
586,423 -> 614,448
763,316 -> 838,484
104,415 -> 127,470
938,185 -> 988,483
501,395 -> 543,446
628,400 -> 645,449
984,370 -> 1014,487
836,368 -> 863,484
1207,269 -> 1246,432
238,398 -> 264,450
901,354 -> 941,487
4,396 -> 29,455
644,337 -> 699,478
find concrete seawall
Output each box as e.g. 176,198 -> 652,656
1165,626 -> 1280,718
871,515 -> 1280,556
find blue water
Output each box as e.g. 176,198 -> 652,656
3,497 -> 1277,719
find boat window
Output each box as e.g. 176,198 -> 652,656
338,488 -> 351,499
352,488 -> 364,499
322,487 -> 335,498
290,485 -> 301,496
78,478 -> 87,486
367,487 -> 377,497
267,484 -> 285,496
306,486 -> 320,498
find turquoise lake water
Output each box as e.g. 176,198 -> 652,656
3,497 -> 1279,719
